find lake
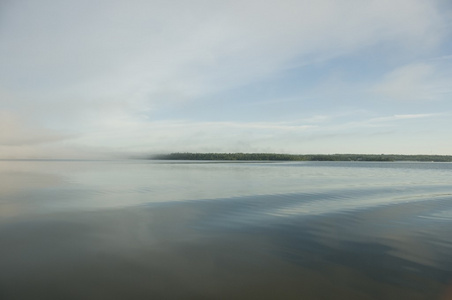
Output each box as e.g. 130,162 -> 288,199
1,160 -> 451,299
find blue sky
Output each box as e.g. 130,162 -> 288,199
1,0 -> 452,158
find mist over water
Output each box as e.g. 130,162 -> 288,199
1,160 -> 452,299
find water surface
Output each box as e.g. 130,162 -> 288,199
1,160 -> 451,299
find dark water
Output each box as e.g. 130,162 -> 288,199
1,160 -> 452,299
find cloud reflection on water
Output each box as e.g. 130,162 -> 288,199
0,161 -> 451,299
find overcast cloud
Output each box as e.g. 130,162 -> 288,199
1,0 -> 452,158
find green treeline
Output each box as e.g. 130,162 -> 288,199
153,153 -> 452,162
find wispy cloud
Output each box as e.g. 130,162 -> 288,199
374,62 -> 452,101
369,113 -> 441,122
430,54 -> 452,61
326,113 -> 446,133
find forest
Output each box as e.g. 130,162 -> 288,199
152,153 -> 452,162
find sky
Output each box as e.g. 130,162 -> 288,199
1,0 -> 452,158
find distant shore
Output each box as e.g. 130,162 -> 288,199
151,153 -> 452,162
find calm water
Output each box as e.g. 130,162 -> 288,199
1,160 -> 452,299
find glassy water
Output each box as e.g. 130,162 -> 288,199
1,160 -> 451,299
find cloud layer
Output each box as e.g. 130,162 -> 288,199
1,0 -> 451,157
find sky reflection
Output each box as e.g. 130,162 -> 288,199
1,161 -> 451,299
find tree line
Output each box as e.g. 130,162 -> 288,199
152,153 -> 452,162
